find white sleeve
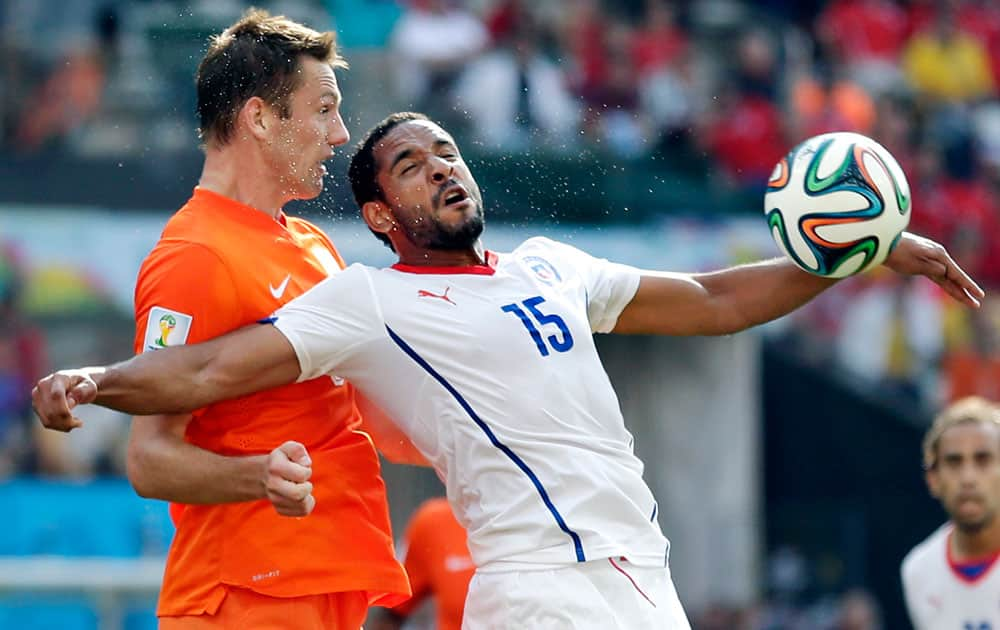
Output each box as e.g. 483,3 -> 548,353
522,237 -> 640,334
271,265 -> 384,382
899,550 -> 923,630
585,258 -> 642,334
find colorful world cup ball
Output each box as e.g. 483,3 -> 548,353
764,131 -> 911,278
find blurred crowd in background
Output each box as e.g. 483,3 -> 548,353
3,0 -> 1000,627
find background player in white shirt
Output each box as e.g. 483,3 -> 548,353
35,113 -> 984,629
902,396 -> 1000,630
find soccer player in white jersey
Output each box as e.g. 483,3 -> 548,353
902,396 -> 1000,630
35,113 -> 984,629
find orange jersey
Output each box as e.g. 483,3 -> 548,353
133,187 -> 409,616
392,498 -> 475,630
159,588 -> 368,630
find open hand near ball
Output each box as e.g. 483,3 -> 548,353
264,441 -> 315,517
884,232 -> 985,308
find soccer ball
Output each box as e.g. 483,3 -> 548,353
764,131 -> 911,278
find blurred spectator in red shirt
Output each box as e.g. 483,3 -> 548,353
635,2 -> 696,159
908,0 -> 1000,45
909,132 -> 1000,287
560,0 -> 610,100
630,0 -> 687,79
484,0 -> 527,45
572,18 -> 649,157
816,0 -> 909,95
816,0 -> 909,65
701,29 -> 786,188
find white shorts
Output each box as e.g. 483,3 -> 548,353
462,558 -> 691,629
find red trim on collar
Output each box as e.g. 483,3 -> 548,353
946,528 -> 1000,584
391,251 -> 498,275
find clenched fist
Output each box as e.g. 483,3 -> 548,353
32,369 -> 100,432
264,441 -> 316,517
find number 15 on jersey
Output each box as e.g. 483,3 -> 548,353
501,296 -> 574,357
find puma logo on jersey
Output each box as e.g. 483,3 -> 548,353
269,274 -> 291,299
418,287 -> 456,305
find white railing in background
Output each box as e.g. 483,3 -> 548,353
0,556 -> 164,630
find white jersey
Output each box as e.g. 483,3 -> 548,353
901,523 -> 1000,630
273,237 -> 668,571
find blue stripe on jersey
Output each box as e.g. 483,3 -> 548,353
650,502 -> 657,522
385,324 -> 586,563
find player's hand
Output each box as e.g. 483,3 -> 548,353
264,441 -> 315,517
884,232 -> 985,308
31,369 -> 99,432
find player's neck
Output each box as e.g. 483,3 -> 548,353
951,518 -> 1000,560
199,146 -> 285,220
394,242 -> 486,268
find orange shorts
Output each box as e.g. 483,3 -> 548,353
158,587 -> 368,630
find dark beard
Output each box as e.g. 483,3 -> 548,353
955,513 -> 993,534
402,202 -> 485,250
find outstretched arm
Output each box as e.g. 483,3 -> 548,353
613,232 -> 983,336
613,257 -> 834,336
33,324 -> 300,431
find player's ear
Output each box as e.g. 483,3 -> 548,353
925,468 -> 941,498
238,96 -> 271,141
363,200 -> 394,236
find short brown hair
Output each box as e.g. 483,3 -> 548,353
195,8 -> 347,146
923,396 -> 1000,470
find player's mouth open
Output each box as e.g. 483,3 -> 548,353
442,186 -> 468,207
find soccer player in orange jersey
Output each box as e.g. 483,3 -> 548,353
72,10 -> 410,629
368,497 -> 475,630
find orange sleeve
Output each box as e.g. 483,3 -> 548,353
312,226 -> 346,269
133,242 -> 243,354
391,504 -> 435,617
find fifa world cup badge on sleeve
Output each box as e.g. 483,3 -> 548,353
143,306 -> 193,352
